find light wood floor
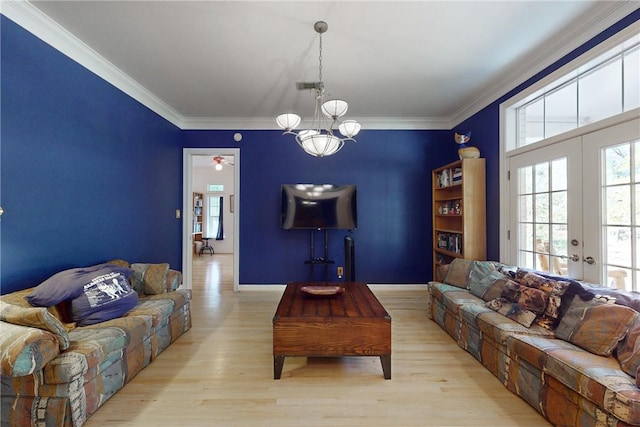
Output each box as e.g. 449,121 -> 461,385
85,254 -> 550,426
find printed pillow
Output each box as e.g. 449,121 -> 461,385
515,272 -> 570,329
130,263 -> 148,295
486,298 -> 537,328
616,314 -> 640,378
144,263 -> 170,295
70,271 -> 138,326
467,261 -> 511,300
555,295 -> 637,356
443,259 -> 475,288
501,281 -> 549,315
0,301 -> 70,350
166,270 -> 182,292
26,264 -> 133,307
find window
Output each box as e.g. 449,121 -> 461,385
208,196 -> 222,239
509,33 -> 639,150
208,184 -> 224,192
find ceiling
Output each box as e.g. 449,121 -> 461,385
10,1 -> 638,129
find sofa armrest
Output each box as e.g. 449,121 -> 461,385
0,321 -> 61,376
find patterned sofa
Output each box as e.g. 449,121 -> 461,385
0,260 -> 192,427
428,259 -> 640,427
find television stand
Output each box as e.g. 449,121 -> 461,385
304,229 -> 334,281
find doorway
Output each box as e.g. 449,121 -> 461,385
183,148 -> 240,292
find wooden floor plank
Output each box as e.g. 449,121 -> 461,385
84,254 -> 550,426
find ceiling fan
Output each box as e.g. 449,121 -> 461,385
212,156 -> 234,171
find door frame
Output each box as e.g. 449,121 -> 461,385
182,148 -> 240,292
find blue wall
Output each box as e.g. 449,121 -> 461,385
184,129 -> 449,284
2,9 -> 637,293
1,16 -> 183,294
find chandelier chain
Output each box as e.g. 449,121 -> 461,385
318,33 -> 323,84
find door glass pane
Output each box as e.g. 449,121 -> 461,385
605,186 -> 631,225
519,166 -> 533,193
605,143 -> 631,185
535,162 -> 549,192
551,158 -> 567,191
519,195 -> 533,222
606,226 -> 632,267
535,193 -> 549,222
521,223 -> 534,252
608,267 -> 631,291
551,191 -> 567,223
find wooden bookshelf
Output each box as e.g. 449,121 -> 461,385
193,192 -> 203,241
432,158 -> 486,280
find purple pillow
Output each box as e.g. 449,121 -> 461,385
26,264 -> 133,307
70,271 -> 138,326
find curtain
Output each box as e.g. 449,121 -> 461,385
216,196 -> 224,240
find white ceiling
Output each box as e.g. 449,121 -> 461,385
8,1 -> 638,129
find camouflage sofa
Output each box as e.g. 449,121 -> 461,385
428,259 -> 639,427
0,260 -> 192,427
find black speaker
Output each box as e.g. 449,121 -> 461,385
344,236 -> 355,282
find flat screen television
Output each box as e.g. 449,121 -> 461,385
281,184 -> 357,230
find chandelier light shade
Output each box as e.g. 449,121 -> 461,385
276,21 -> 361,157
276,113 -> 301,131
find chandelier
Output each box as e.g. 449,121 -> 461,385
276,21 -> 361,157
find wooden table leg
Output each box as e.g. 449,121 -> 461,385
274,356 -> 285,380
380,356 -> 391,380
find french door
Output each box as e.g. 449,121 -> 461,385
508,118 -> 639,291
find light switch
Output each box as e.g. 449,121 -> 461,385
175,209 -> 181,219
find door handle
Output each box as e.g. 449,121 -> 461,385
584,256 -> 597,265
568,254 -> 580,262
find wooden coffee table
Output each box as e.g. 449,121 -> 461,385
272,282 -> 391,379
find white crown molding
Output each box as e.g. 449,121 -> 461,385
1,0 -> 185,128
449,1 -> 639,128
181,116 -> 451,131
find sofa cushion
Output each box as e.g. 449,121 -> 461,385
616,314 -> 640,378
26,264 -> 133,307
0,301 -> 70,350
555,295 -> 637,356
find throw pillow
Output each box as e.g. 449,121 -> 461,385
467,261 -> 511,300
443,259 -> 475,288
514,272 -> 571,329
166,270 -> 182,292
501,281 -> 549,315
555,295 -> 637,356
616,314 -> 640,378
26,264 -> 133,307
70,271 -> 138,326
130,263 -> 171,295
0,300 -> 70,350
486,298 -> 537,328
143,263 -> 170,295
